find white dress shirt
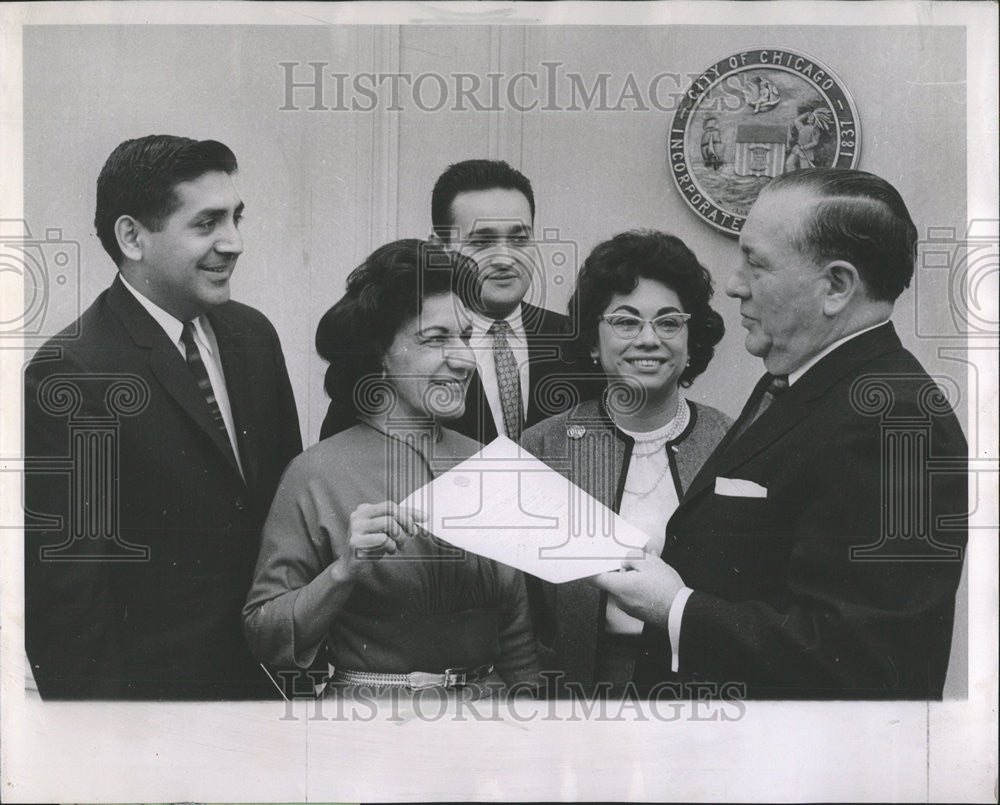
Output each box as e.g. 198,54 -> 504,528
467,306 -> 530,438
667,320 -> 890,673
119,274 -> 245,478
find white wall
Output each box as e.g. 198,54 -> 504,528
23,24 -> 968,439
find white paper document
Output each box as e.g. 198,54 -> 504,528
400,436 -> 649,583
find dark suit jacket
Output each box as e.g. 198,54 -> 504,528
633,323 -> 967,699
24,276 -> 302,699
319,301 -> 588,444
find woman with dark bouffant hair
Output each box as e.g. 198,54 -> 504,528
519,229 -> 731,695
244,239 -> 539,698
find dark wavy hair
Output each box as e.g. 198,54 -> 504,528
764,167 -> 917,301
316,239 -> 473,436
431,159 -> 535,240
95,134 -> 238,266
567,230 -> 724,388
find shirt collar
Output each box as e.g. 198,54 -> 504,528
469,304 -> 525,342
788,320 -> 890,386
119,273 -> 213,355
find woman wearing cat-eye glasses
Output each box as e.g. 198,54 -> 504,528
519,229 -> 731,696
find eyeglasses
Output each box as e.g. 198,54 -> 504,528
599,313 -> 691,340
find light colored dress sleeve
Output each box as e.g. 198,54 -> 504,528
243,449 -> 344,669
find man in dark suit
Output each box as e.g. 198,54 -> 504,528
319,159 -> 578,443
594,168 -> 967,699
24,135 -> 302,699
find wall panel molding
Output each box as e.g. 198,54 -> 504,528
357,25 -> 401,253
491,25 -> 527,168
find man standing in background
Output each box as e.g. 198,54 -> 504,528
320,159 -> 580,444
24,135 -> 302,699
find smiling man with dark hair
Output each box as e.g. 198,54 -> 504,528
24,135 -> 302,699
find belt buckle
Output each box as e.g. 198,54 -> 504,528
443,668 -> 467,688
406,665 -> 493,690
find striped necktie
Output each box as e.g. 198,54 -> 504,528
489,319 -> 524,440
180,321 -> 233,451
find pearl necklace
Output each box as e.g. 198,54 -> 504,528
616,399 -> 690,498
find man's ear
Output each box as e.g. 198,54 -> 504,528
822,259 -> 861,316
115,215 -> 145,262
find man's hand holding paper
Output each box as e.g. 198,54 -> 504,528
589,551 -> 685,631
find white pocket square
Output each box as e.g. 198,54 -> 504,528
714,477 -> 768,498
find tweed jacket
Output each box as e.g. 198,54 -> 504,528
519,396 -> 732,689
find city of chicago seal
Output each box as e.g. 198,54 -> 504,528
668,48 -> 860,235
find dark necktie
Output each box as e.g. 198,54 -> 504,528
489,319 -> 524,440
180,321 -> 233,451
733,373 -> 789,441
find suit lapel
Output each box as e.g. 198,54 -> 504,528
526,339 -> 544,424
209,308 -> 256,490
522,302 -> 566,425
681,374 -> 771,502
568,404 -> 628,508
557,405 -> 622,684
702,385 -> 816,486
681,322 -> 903,504
461,369 -> 497,444
715,374 -> 772,456
107,278 -> 243,481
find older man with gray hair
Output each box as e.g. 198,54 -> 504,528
594,168 -> 967,700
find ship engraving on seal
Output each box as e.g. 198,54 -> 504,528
668,48 -> 861,235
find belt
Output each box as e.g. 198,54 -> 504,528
330,663 -> 494,691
